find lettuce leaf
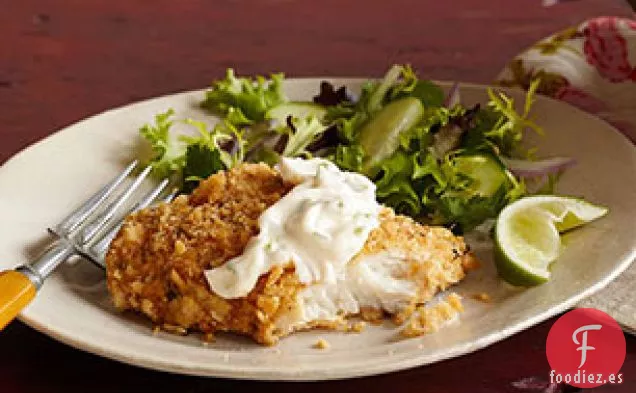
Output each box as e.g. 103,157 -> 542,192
201,69 -> 287,123
399,80 -> 445,107
182,119 -> 245,169
139,66 -> 548,234
359,65 -> 445,114
412,151 -> 446,188
375,150 -> 413,191
139,110 -> 244,189
225,107 -> 254,127
363,145 -> 526,231
377,177 -> 421,216
282,116 -> 329,157
326,108 -> 367,142
330,144 -> 365,172
429,155 -> 525,231
182,144 -> 225,193
180,119 -> 248,192
435,190 -> 508,232
327,65 -> 445,147
388,65 -> 444,107
374,151 -> 421,215
313,81 -> 353,106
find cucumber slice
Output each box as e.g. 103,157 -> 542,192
265,102 -> 327,124
452,154 -> 509,197
358,97 -> 424,173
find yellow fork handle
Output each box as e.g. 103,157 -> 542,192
0,270 -> 37,330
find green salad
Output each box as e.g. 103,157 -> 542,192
140,64 -> 570,234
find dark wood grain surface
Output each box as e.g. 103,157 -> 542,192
0,0 -> 634,392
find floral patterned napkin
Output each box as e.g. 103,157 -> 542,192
496,16 -> 636,331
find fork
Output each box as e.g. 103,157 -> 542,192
0,161 -> 175,330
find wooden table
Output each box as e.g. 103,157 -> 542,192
0,1 -> 634,391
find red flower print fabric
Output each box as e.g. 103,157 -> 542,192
497,17 -> 636,143
583,17 -> 636,83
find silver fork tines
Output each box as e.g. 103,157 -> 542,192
25,163 -> 168,284
85,179 -> 174,267
53,160 -> 139,237
78,165 -> 152,245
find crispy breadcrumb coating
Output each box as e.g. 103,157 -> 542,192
401,293 -> 464,337
313,339 -> 330,350
106,163 -> 477,345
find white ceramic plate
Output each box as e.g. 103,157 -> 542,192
1,79 -> 635,381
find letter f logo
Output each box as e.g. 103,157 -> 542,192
572,324 -> 602,368
547,309 -> 626,388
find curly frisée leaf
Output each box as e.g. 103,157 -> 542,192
330,144 -> 365,172
485,79 -> 542,155
139,110 -> 246,191
225,107 -> 254,127
201,69 -> 287,122
374,151 -> 421,215
139,109 -> 187,178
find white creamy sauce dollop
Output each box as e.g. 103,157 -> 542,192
205,157 -> 382,299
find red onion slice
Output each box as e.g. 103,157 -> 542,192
501,156 -> 576,178
444,82 -> 461,108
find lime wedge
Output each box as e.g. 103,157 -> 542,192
494,196 -> 608,286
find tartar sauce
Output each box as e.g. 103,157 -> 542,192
205,158 -> 382,299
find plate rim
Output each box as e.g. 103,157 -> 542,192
3,78 -> 635,380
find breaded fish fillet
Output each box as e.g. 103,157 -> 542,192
106,163 -> 477,345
